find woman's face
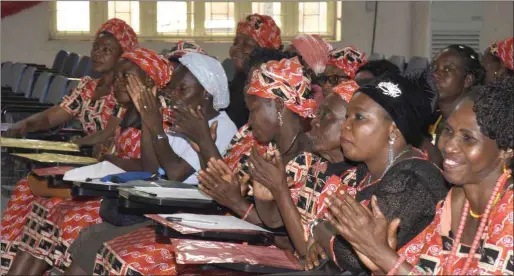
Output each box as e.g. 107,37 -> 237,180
340,92 -> 392,162
246,93 -> 280,144
167,65 -> 205,109
431,49 -> 468,103
91,33 -> 123,73
113,59 -> 147,106
481,49 -> 503,85
437,98 -> 504,185
230,33 -> 259,73
310,93 -> 348,153
321,64 -> 350,97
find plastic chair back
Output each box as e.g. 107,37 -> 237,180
1,62 -> 13,87
66,78 -> 81,95
9,63 -> 27,92
45,75 -> 69,104
52,50 -> 69,72
61,53 -> 80,76
405,56 -> 429,73
388,55 -> 406,72
369,53 -> 385,61
31,72 -> 53,102
18,66 -> 37,97
72,56 -> 92,78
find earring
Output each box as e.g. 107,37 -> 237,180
278,112 -> 283,127
388,134 -> 396,166
494,72 -> 498,76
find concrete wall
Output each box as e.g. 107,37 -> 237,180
2,1 -> 512,67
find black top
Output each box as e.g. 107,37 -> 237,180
225,72 -> 249,129
333,158 -> 449,274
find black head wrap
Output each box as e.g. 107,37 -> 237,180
357,73 -> 432,146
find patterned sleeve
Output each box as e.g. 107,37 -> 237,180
59,76 -> 93,117
111,104 -> 126,119
285,152 -> 315,204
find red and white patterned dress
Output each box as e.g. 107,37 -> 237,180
398,185 -> 514,275
0,77 -> 122,274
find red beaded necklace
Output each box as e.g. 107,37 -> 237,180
444,169 -> 512,275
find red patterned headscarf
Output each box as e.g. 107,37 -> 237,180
166,40 -> 208,59
292,34 -> 333,75
490,37 -> 514,70
247,57 -> 317,118
236,14 -> 281,49
96,18 -> 138,53
121,48 -> 172,88
328,46 -> 367,79
332,80 -> 359,102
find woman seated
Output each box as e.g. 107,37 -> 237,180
309,74 -> 449,274
0,18 -> 138,275
61,50 -> 237,275
319,46 -> 367,97
325,77 -> 513,275
482,36 -> 513,84
226,13 -> 282,128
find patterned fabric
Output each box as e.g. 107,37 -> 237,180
166,40 -> 207,59
96,18 -> 138,53
1,179 -> 35,274
490,37 -> 514,70
247,56 -> 317,118
236,14 -> 281,49
59,76 -> 123,135
292,34 -> 333,75
114,126 -> 141,159
121,48 -> 172,88
398,185 -> 514,275
328,46 -> 367,79
332,80 -> 359,102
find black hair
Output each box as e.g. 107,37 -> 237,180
442,44 -> 485,86
245,47 -> 298,75
471,76 -> 514,151
356,59 -> 401,78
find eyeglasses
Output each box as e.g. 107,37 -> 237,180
315,74 -> 349,86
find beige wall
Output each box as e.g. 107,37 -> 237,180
1,1 -> 512,68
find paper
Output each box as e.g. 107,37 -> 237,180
63,161 -> 125,183
1,138 -> 80,152
1,124 -> 11,132
158,214 -> 271,233
11,153 -> 97,164
133,187 -> 212,200
32,166 -> 75,176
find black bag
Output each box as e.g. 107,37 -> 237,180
99,197 -> 147,226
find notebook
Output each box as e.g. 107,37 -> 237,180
132,187 -> 212,200
1,138 -> 80,152
158,214 -> 271,233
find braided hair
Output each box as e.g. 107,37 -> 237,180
471,77 -> 514,152
444,44 -> 485,86
245,47 -> 298,75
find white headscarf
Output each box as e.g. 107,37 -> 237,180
179,52 -> 230,110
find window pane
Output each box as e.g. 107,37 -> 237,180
157,2 -> 189,34
56,1 -> 90,32
108,1 -> 139,33
298,2 -> 328,34
204,2 -> 235,35
251,2 -> 281,27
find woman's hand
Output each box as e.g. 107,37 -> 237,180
138,85 -> 165,136
171,105 -> 213,148
248,146 -> 288,195
3,121 -> 28,138
191,121 -> 218,153
127,74 -> 144,112
324,193 -> 400,272
304,238 -> 327,270
198,158 -> 247,209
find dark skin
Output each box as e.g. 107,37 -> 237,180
229,33 -> 259,73
4,33 -> 121,142
321,64 -> 350,97
482,49 -> 512,84
6,33 -> 124,276
249,93 -> 349,263
431,49 -> 475,118
323,97 -> 513,275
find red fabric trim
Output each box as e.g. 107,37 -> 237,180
1,1 -> 42,18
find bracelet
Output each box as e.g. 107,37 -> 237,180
308,218 -> 324,238
386,255 -> 406,276
242,204 -> 254,221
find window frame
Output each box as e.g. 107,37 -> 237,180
50,1 -> 342,42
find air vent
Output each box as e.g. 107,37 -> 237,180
431,30 -> 481,58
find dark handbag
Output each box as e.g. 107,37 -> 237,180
99,197 -> 148,226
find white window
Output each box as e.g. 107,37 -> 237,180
52,1 -> 341,41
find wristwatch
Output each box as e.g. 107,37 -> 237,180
308,218 -> 325,238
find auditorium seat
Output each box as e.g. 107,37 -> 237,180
8,63 -> 27,92
1,62 -> 13,88
369,53 -> 385,61
405,56 -> 429,73
72,56 -> 92,78
31,72 -> 53,102
45,75 -> 69,104
388,55 -> 406,72
17,66 -> 37,97
61,53 -> 80,76
66,78 -> 81,95
52,50 -> 69,72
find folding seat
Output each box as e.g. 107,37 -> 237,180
1,62 -> 13,88
52,50 -> 69,72
72,56 -> 92,78
405,56 -> 429,73
61,53 -> 80,76
44,75 -> 69,104
369,53 -> 385,61
388,55 -> 406,72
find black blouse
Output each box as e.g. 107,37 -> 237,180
333,158 -> 449,274
225,72 -> 249,129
